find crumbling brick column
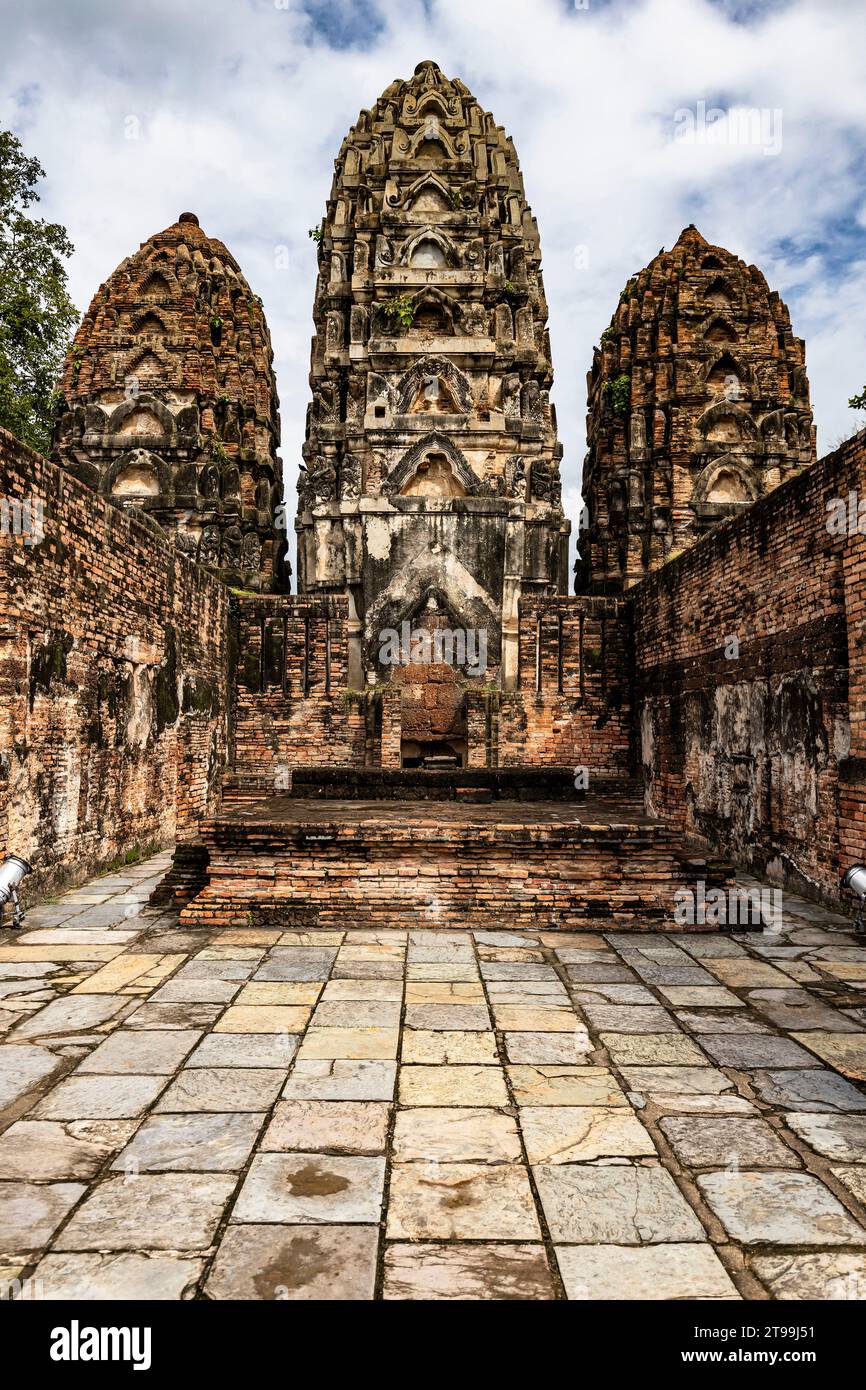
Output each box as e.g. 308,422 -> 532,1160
380,688 -> 402,769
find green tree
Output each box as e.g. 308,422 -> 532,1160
0,130 -> 78,453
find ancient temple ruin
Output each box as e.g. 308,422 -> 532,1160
295,59 -> 570,699
53,211 -> 287,592
577,225 -> 815,591
2,61 -> 863,936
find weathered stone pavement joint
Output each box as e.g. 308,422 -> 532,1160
2,852 -> 866,1301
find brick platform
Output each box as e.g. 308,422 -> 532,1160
178,796 -> 731,931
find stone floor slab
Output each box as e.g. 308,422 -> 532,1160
215,1006 -> 311,1034
399,1064 -> 509,1107
403,1003 -> 490,1031
556,1243 -> 740,1300
791,1032 -> 866,1080
151,979 -> 241,1004
232,1152 -> 385,1224
697,1171 -> 865,1245
309,1000 -> 401,1029
491,1005 -> 577,1032
0,1181 -> 86,1252
111,1111 -> 263,1172
13,995 -> 128,1038
321,979 -> 402,1002
188,1033 -> 297,1069
508,1064 -> 626,1107
387,1162 -> 541,1240
262,1100 -> 390,1154
699,1034 -> 820,1069
784,1112 -> 866,1163
600,1033 -> 708,1066
659,1115 -> 799,1169
400,1030 -> 498,1063
53,1173 -> 235,1251
155,1067 -> 284,1113
392,1107 -> 521,1163
296,1027 -> 399,1060
520,1106 -> 656,1163
534,1164 -> 705,1244
30,1251 -> 204,1300
33,1073 -> 167,1120
206,1224 -> 378,1300
0,1043 -> 63,1108
282,1060 -> 397,1102
383,1242 -> 554,1300
0,1119 -> 135,1180
751,1252 -> 866,1300
504,1032 -> 593,1064
78,1029 -> 201,1075
124,1001 -> 223,1031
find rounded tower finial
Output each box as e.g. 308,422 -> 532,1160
53,215 -> 288,592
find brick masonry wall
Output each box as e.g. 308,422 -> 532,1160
231,594 -> 632,778
631,429 -> 866,902
182,811 -> 693,931
232,596 -> 373,784
0,427 -> 229,900
496,596 -> 633,777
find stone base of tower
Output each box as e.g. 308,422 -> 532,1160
177,793 -> 733,932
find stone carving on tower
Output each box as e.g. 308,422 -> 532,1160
577,225 -> 815,592
295,59 -> 569,688
53,212 -> 288,592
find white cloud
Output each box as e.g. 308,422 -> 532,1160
2,0 -> 864,582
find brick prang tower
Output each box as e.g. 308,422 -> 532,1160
295,59 -> 570,689
577,225 -> 815,592
53,211 -> 288,592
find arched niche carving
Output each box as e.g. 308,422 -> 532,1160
102,449 -> 172,500
400,227 -> 457,267
692,456 -> 759,505
124,347 -> 167,384
384,431 -> 478,497
703,276 -> 739,310
139,271 -> 173,300
704,351 -> 752,398
400,173 -> 456,214
396,356 -> 472,414
133,311 -> 168,338
696,400 -> 759,446
702,314 -> 738,345
107,396 -> 176,440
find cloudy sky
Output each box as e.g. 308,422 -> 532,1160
2,0 -> 865,570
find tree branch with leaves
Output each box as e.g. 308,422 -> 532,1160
0,129 -> 78,453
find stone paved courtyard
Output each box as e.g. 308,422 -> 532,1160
2,851 -> 866,1300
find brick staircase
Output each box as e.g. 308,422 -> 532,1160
176,790 -> 733,932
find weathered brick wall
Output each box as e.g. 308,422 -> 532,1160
631,430 -> 866,901
496,596 -> 633,777
231,596 -> 374,782
840,514 -> 866,875
0,427 -> 229,899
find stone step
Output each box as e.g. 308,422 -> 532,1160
222,766 -> 642,805
178,795 -> 734,932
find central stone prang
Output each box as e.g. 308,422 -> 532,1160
294,59 -> 571,700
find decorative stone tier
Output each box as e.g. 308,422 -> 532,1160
280,766 -> 635,801
179,796 -> 732,931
